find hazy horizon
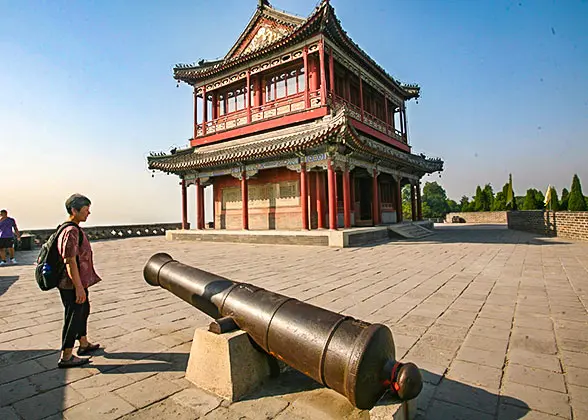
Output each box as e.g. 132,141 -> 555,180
2,0 -> 586,230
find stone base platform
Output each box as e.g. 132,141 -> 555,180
166,223 -> 433,247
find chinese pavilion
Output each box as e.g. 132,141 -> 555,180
148,0 -> 443,231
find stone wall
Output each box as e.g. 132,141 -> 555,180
22,223 -> 182,245
507,211 -> 588,241
445,212 -> 507,224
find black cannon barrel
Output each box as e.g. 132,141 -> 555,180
144,253 -> 422,409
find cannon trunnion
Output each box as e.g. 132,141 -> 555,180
144,253 -> 422,410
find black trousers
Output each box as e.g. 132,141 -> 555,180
59,288 -> 90,350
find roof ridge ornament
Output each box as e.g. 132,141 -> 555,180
258,0 -> 270,9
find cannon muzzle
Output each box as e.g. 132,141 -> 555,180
144,253 -> 422,409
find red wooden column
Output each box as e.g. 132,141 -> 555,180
343,166 -> 351,228
411,183 -> 417,221
359,73 -> 364,122
327,160 -> 337,230
416,181 -> 423,221
384,95 -> 389,134
181,179 -> 188,230
303,47 -> 310,108
246,70 -> 251,123
193,88 -> 198,139
316,171 -> 325,229
241,171 -> 249,230
329,46 -> 335,97
196,179 -> 205,229
300,163 -> 309,230
372,170 -> 379,225
350,171 -> 355,225
211,92 -> 218,120
319,39 -> 327,105
402,104 -> 408,143
396,179 -> 403,223
202,86 -> 207,135
309,172 -> 317,229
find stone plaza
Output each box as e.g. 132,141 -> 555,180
0,224 -> 587,419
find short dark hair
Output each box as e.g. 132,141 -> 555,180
65,194 -> 92,215
0,209 -> 6,215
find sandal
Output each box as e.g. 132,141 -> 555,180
58,355 -> 90,369
77,343 -> 100,355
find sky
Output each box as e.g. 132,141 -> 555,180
1,0 -> 586,229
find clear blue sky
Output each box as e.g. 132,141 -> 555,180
1,0 -> 586,228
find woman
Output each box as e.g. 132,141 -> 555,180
57,194 -> 102,368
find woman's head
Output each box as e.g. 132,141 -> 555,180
65,194 -> 92,222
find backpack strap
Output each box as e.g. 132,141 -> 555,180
56,222 -> 84,259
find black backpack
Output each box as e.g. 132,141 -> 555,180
35,222 -> 83,291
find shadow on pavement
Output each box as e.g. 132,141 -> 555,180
0,348 -> 532,419
0,275 -> 19,298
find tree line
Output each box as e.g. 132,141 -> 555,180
407,174 -> 588,220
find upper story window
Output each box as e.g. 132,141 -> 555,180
217,84 -> 247,116
265,66 -> 305,102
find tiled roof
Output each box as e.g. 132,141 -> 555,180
173,1 -> 419,99
147,107 -> 443,174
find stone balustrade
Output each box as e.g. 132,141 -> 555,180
21,223 -> 182,246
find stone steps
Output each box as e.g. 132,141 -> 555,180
388,223 -> 434,239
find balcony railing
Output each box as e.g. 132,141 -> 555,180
196,89 -> 322,137
331,93 -> 406,144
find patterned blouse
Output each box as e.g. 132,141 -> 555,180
57,225 -> 102,290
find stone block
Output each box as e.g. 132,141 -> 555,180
185,328 -> 272,401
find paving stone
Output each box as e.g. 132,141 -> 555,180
0,407 -> 19,420
114,370 -> 185,408
501,383 -> 571,419
463,334 -> 508,354
497,402 -> 568,419
507,348 -> 562,373
434,377 -> 498,415
447,360 -> 502,390
505,363 -> 566,393
510,328 -> 557,355
425,399 -> 494,420
13,385 -> 85,420
456,346 -> 505,369
0,359 -> 46,385
63,393 -> 136,420
565,366 -> 588,388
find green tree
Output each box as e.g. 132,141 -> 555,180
402,185 -> 412,219
560,188 -> 569,210
447,199 -> 460,213
482,184 -> 494,211
568,174 -> 587,211
546,186 -> 559,211
522,188 -> 544,210
515,196 -> 525,210
491,191 -> 506,211
422,181 -> 450,218
474,186 -> 484,212
534,189 -> 545,210
459,195 -> 470,212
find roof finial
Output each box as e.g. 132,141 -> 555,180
258,0 -> 270,9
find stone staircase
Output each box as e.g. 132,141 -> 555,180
388,222 -> 434,239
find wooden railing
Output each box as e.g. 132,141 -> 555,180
196,89 -> 322,137
331,94 -> 406,143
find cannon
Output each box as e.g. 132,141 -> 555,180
143,253 -> 422,410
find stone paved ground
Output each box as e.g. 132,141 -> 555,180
1,224 -> 587,420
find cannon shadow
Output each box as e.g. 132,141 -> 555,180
0,275 -> 19,298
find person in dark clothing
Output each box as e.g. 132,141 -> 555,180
57,194 -> 102,368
